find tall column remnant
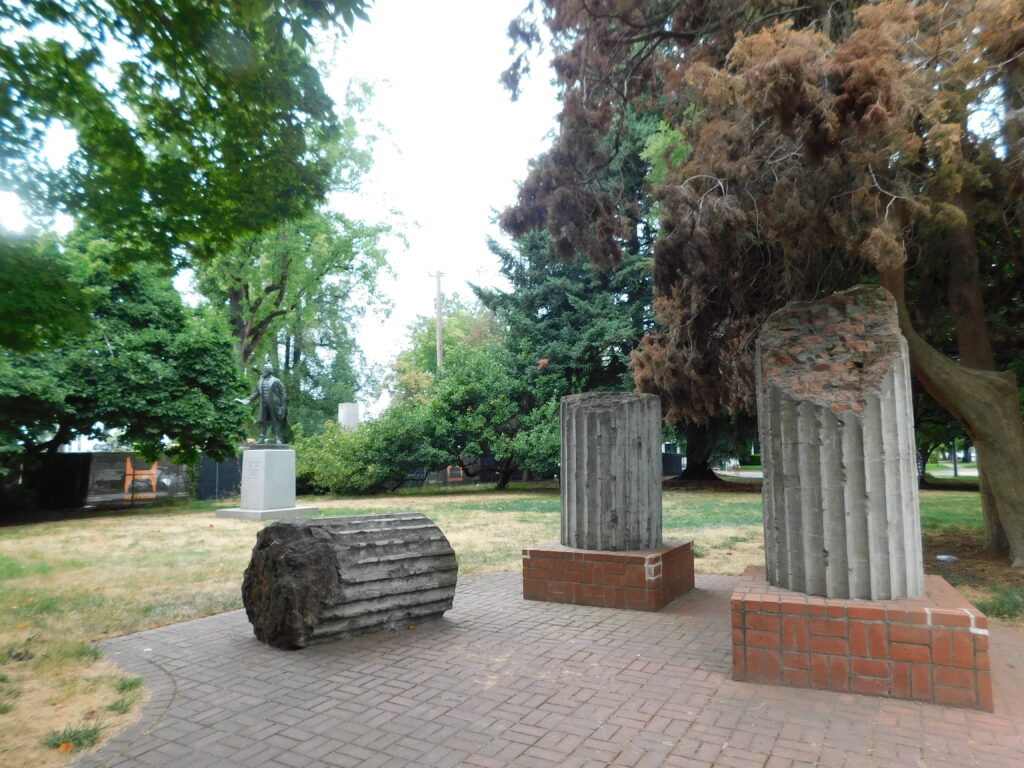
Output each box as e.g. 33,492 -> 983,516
560,391 -> 663,551
756,285 -> 923,600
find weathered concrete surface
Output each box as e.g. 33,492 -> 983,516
560,392 -> 663,551
756,285 -> 923,600
242,513 -> 457,649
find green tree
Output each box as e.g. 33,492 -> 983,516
475,229 -> 656,478
195,208 -> 390,435
401,296 -> 503,375
294,401 -> 441,495
425,345 -> 531,489
476,230 -> 653,394
386,297 -> 502,403
504,0 -> 1024,563
196,209 -> 389,371
0,228 -> 92,351
0,233 -> 246,508
1,0 -> 372,265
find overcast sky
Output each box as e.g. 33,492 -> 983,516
325,0 -> 559,391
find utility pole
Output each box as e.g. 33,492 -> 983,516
431,272 -> 444,370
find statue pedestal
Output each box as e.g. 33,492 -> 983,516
216,446 -> 317,521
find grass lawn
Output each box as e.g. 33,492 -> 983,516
0,483 -> 1008,766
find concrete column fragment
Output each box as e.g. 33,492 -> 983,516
560,391 -> 663,551
756,285 -> 923,600
243,513 -> 458,648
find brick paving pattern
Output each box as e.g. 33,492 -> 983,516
79,572 -> 1024,768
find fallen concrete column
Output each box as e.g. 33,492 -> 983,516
560,391 -> 663,551
242,513 -> 458,648
756,285 -> 923,600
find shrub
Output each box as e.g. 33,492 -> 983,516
43,722 -> 103,751
295,401 -> 442,495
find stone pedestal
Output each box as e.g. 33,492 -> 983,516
756,285 -> 923,600
216,446 -> 317,521
731,566 -> 992,711
338,402 -> 359,430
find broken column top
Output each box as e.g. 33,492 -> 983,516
561,391 -> 657,410
757,285 -> 905,414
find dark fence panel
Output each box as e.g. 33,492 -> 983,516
662,452 -> 683,476
84,453 -> 188,505
17,452 -> 189,511
195,455 -> 242,500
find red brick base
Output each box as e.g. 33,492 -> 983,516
731,565 -> 993,710
522,540 -> 694,611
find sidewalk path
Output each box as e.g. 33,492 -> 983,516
79,572 -> 1024,768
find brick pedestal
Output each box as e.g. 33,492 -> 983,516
523,541 -> 694,611
731,566 -> 992,710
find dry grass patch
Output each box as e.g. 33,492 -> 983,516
0,504 -> 259,767
312,492 -> 561,573
0,660 -> 148,768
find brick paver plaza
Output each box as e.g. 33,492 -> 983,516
80,572 -> 1024,768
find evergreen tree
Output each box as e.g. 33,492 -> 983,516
503,0 -> 1024,563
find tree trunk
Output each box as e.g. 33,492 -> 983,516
495,458 -> 519,490
880,268 -> 1024,567
680,421 -> 721,480
980,470 -> 1009,552
916,447 -> 930,489
944,199 -> 1007,546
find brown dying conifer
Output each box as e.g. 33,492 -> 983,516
503,0 -> 1024,565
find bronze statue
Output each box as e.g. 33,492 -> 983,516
237,364 -> 287,444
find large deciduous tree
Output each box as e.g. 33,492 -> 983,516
195,209 -> 389,365
385,297 -> 503,403
0,0 -> 372,266
195,208 -> 389,438
504,0 -> 1024,564
426,345 -> 532,490
0,229 -> 92,351
0,233 -> 246,509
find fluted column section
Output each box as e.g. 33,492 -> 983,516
561,392 -> 663,551
243,513 -> 458,648
756,285 -> 923,600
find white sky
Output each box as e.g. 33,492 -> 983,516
325,0 -> 558,379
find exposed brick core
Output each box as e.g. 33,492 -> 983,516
523,541 -> 694,611
759,285 -> 903,413
731,566 -> 993,711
